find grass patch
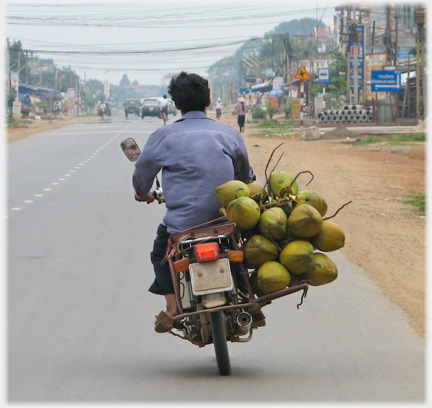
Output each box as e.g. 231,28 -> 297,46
257,118 -> 295,128
404,192 -> 426,216
394,132 -> 426,142
354,132 -> 426,146
355,135 -> 383,145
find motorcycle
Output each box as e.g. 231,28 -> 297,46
121,138 -> 309,376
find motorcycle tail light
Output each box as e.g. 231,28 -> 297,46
194,242 -> 220,262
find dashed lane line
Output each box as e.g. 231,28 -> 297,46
9,133 -> 122,214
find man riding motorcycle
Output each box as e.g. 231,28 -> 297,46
132,72 -> 255,328
159,94 -> 169,122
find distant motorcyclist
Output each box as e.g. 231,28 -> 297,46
97,98 -> 106,119
214,98 -> 223,120
159,95 -> 169,121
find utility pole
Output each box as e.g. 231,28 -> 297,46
6,38 -> 10,93
415,5 -> 425,119
385,5 -> 393,65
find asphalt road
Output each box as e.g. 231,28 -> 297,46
7,114 -> 425,402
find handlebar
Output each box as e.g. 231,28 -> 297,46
152,187 -> 165,204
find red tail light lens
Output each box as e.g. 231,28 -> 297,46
194,242 -> 220,262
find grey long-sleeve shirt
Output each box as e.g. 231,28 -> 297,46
133,110 -> 255,233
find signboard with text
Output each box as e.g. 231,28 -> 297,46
365,54 -> 387,102
349,24 -> 364,90
291,98 -> 301,118
11,72 -> 19,101
371,70 -> 402,92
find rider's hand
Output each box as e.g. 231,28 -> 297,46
135,191 -> 155,204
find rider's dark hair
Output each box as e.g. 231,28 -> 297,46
168,71 -> 210,113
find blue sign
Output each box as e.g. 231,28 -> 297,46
318,68 -> 330,84
397,50 -> 414,59
371,70 -> 402,92
349,24 -> 364,90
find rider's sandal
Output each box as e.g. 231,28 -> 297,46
154,309 -> 178,333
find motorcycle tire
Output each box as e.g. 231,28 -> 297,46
210,311 -> 231,376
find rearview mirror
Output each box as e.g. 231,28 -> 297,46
120,138 -> 141,162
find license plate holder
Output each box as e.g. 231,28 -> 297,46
189,258 -> 233,296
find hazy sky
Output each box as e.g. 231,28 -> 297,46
5,0 -> 346,86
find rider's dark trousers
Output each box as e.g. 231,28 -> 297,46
149,223 -> 174,295
149,223 -> 249,296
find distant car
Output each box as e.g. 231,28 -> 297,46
141,99 -> 162,119
124,99 -> 141,117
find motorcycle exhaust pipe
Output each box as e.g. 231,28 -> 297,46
236,312 -> 252,335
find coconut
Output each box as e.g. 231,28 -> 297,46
296,190 -> 328,216
250,271 -> 266,297
247,182 -> 267,204
309,220 -> 345,252
288,204 -> 323,238
279,225 -> 310,249
279,240 -> 314,275
298,253 -> 338,286
257,261 -> 291,294
247,182 -> 263,197
244,235 -> 279,269
225,196 -> 261,231
214,180 -> 250,208
269,171 -> 299,198
259,207 -> 288,241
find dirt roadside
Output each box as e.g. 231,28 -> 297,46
220,111 -> 426,339
6,111 -> 427,338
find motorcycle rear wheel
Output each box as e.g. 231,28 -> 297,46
210,311 -> 231,376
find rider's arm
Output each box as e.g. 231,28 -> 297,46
132,132 -> 164,201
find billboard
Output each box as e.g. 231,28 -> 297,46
365,54 -> 387,102
349,24 -> 364,90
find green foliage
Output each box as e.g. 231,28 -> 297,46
252,107 -> 267,119
284,101 -> 291,118
404,193 -> 426,216
39,100 -> 49,113
327,50 -> 348,105
265,99 -> 278,118
7,116 -> 15,125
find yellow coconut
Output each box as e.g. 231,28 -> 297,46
214,180 -> 250,208
269,171 -> 298,197
279,240 -> 314,275
298,252 -> 338,286
250,271 -> 266,297
259,207 -> 288,241
309,220 -> 345,252
244,235 -> 279,269
247,182 -> 263,197
296,190 -> 328,217
257,261 -> 291,294
288,204 -> 323,238
226,196 -> 261,231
